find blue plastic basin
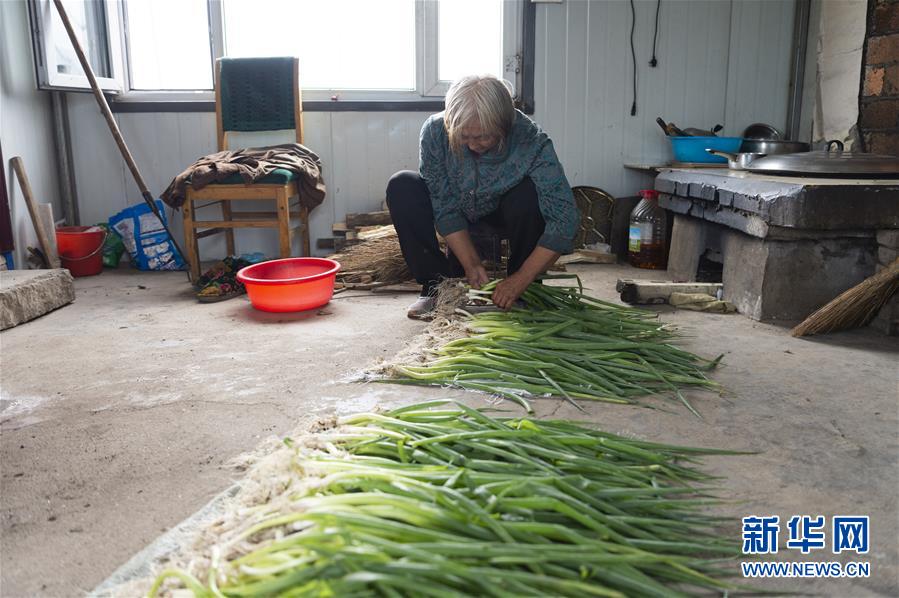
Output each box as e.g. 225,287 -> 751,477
669,136 -> 742,163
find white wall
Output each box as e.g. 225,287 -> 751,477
1,0 -> 63,268
805,0 -> 868,147
66,0 -> 801,260
533,0 -> 797,196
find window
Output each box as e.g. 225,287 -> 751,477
223,0 -> 416,91
124,0 -> 213,90
29,0 -> 524,105
438,0 -> 503,82
28,0 -> 123,92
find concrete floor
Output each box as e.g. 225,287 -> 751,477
1,265 -> 896,597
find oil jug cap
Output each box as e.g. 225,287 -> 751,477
639,189 -> 659,200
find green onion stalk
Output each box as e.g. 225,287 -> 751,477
387,275 -> 722,415
149,402 -> 743,597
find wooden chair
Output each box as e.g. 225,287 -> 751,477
182,57 -> 312,282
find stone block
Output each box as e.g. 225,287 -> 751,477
654,177 -> 676,195
879,291 -> 899,320
667,215 -> 706,282
869,315 -> 899,335
654,169 -> 899,232
0,269 -> 75,330
721,231 -> 877,321
870,294 -> 899,335
876,229 -> 899,249
878,245 -> 899,265
697,184 -> 717,201
718,189 -> 734,207
721,232 -> 768,319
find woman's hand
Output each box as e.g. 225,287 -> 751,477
492,271 -> 533,309
465,264 -> 490,289
493,246 -> 561,309
444,230 -> 488,289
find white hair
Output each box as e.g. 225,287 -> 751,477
444,75 -> 515,154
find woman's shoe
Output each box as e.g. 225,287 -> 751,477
406,295 -> 437,320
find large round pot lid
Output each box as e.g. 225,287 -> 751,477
747,141 -> 899,177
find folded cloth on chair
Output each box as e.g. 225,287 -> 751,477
161,143 -> 326,210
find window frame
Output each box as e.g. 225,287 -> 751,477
420,0 -> 521,98
117,0 -> 215,94
29,0 -> 534,113
28,0 -> 126,93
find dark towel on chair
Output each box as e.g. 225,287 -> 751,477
161,143 -> 327,210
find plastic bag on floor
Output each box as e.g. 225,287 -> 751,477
669,292 -> 736,313
109,199 -> 185,271
97,223 -> 125,268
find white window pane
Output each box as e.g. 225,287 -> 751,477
125,0 -> 213,90
51,0 -> 111,78
438,0 -> 503,82
223,0 -> 415,90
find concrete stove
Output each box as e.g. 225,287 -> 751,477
654,168 -> 899,322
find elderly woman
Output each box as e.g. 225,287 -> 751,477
386,75 -> 578,318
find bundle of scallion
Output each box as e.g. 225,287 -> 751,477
149,401 -> 741,597
386,276 -> 722,415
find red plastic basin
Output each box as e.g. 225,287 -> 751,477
236,257 -> 341,312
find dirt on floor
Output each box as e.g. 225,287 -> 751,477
0,265 -> 896,597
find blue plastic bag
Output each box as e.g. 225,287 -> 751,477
109,200 -> 185,271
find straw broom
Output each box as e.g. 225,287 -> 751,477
791,257 -> 899,337
328,229 -> 411,285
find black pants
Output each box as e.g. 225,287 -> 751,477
386,170 -> 545,294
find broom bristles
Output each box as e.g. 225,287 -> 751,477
328,228 -> 411,285
791,257 -> 899,337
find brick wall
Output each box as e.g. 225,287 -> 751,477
860,0 -> 899,155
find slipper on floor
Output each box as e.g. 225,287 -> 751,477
193,256 -> 253,291
196,280 -> 246,303
194,254 -> 269,303
195,256 -> 253,302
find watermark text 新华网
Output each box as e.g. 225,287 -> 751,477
740,515 -> 870,579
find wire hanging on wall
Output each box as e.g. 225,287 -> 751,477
629,0 -> 637,116
649,0 -> 661,67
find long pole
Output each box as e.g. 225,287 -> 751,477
52,0 -> 188,275
11,157 -> 60,268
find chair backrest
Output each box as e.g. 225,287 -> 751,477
215,57 -> 304,151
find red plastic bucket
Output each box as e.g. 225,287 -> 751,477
56,226 -> 106,277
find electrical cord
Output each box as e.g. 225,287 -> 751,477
629,0 -> 637,116
650,0 -> 661,67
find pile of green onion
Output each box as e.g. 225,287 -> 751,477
150,401 -> 740,597
388,276 -> 722,414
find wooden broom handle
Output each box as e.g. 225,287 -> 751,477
11,157 -> 60,268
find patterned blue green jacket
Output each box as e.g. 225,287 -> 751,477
419,110 -> 578,254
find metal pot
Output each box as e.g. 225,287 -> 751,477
742,123 -> 783,140
746,140 -> 899,176
739,138 -> 810,154
705,149 -> 767,170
